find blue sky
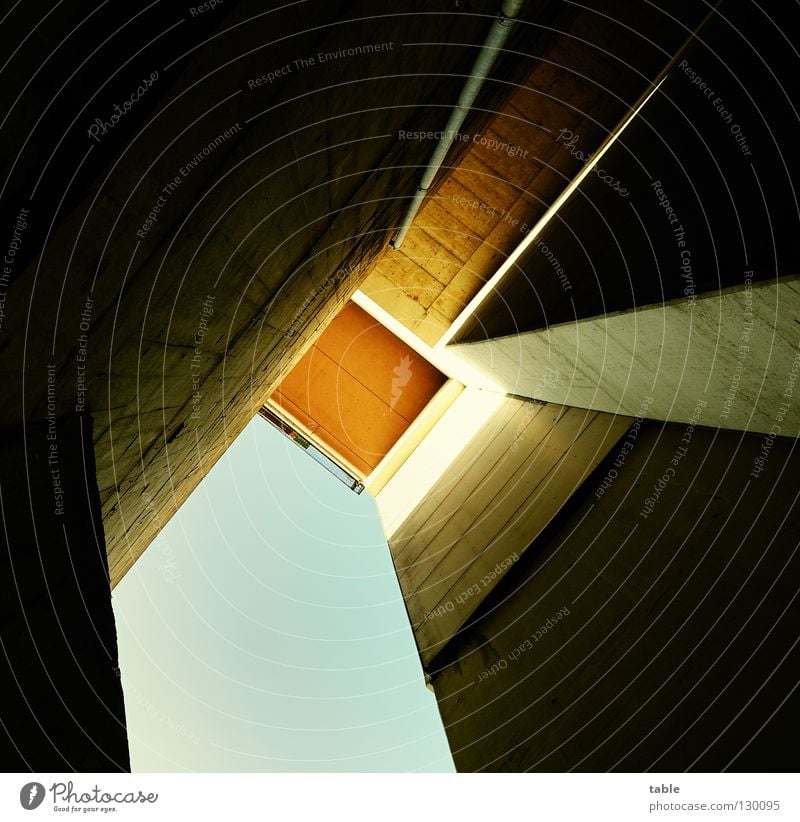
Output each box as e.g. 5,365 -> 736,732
112,416 -> 454,771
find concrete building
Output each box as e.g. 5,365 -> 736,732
1,0 -> 798,771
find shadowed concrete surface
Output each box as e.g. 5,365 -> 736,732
0,0 -> 534,586
453,2 -> 800,342
429,422 -> 800,771
1,0 -> 541,772
0,415 -> 129,771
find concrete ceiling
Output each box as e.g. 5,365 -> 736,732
453,2 -> 800,342
361,0 -> 707,344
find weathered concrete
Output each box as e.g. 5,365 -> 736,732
0,0 -> 526,585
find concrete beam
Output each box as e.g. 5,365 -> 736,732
451,278 -> 800,435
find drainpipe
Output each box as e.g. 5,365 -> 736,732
390,0 -> 526,250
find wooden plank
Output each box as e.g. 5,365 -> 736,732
413,307 -> 451,346
374,254 -> 443,310
469,124 -> 540,190
359,269 -> 428,329
496,105 -> 560,158
433,179 -> 506,238
454,153 -> 523,208
429,267 -> 486,322
456,191 -> 542,282
422,188 -> 484,236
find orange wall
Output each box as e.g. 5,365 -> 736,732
273,302 -> 446,475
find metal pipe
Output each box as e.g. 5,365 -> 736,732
390,0 -> 526,249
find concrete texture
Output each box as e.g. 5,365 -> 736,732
451,278 -> 800,435
381,396 -> 631,667
362,0 -> 706,344
431,422 -> 800,772
0,0 -> 524,586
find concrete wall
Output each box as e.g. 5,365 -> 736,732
0,0 -> 520,586
431,421 -> 800,771
382,395 -> 631,667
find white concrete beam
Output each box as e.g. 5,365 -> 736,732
450,278 -> 800,435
